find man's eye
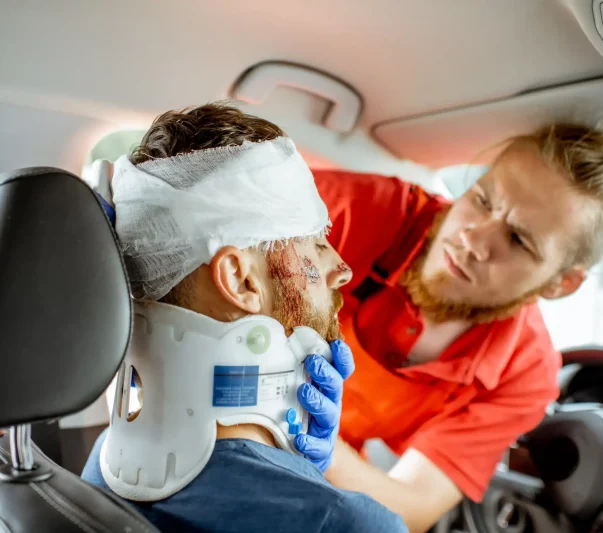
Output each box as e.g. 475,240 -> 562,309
511,232 -> 527,249
475,193 -> 490,210
316,243 -> 329,251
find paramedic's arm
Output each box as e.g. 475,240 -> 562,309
326,443 -> 461,533
326,354 -> 559,533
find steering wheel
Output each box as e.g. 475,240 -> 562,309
435,345 -> 603,533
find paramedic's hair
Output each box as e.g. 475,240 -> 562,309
130,103 -> 284,165
505,123 -> 603,269
130,103 -> 285,308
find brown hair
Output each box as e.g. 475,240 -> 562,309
506,123 -> 603,269
130,102 -> 284,165
131,103 -> 285,307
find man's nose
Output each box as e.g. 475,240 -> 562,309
327,261 -> 353,289
460,221 -> 499,262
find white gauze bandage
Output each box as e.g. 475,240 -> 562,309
101,137 -> 329,300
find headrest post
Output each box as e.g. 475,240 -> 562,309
0,425 -> 52,483
10,425 -> 33,471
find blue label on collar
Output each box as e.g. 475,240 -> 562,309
213,366 -> 259,407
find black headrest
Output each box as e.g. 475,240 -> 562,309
0,167 -> 131,427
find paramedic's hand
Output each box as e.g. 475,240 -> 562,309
294,339 -> 355,472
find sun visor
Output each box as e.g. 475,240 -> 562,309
373,77 -> 603,168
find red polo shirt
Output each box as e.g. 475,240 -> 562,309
314,169 -> 561,502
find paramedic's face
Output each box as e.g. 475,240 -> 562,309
266,238 -> 352,341
422,142 -> 586,306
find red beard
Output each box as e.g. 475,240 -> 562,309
401,213 -> 540,324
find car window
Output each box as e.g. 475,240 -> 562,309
87,130 -> 145,164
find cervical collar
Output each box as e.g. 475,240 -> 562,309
100,301 -> 332,502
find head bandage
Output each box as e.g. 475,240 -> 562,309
85,137 -> 329,300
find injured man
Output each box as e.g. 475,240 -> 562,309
81,104 -> 407,533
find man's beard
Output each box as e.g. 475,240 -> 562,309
266,248 -> 344,342
401,214 -> 542,324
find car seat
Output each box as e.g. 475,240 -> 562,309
0,167 -> 160,533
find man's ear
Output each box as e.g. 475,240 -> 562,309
540,266 -> 587,300
209,246 -> 262,314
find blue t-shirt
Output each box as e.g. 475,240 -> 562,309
82,430 -> 407,533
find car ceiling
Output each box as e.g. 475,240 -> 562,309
2,0 -> 603,172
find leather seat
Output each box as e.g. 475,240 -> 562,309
0,436 -> 160,533
0,167 -> 161,533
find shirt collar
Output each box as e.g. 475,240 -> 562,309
400,307 -> 529,391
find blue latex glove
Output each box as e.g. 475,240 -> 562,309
294,339 -> 355,472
